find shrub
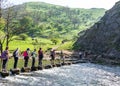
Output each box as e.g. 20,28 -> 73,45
51,38 -> 59,45
19,34 -> 28,40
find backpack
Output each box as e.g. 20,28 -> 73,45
13,50 -> 16,57
1,51 -> 7,59
50,51 -> 54,56
39,50 -> 43,56
31,52 -> 33,56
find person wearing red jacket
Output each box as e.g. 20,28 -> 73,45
23,48 -> 30,67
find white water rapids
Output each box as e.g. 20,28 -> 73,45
0,63 -> 120,86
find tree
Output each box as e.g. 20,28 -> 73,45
0,31 -> 5,53
0,0 -> 20,47
0,0 -> 7,30
0,12 -> 5,54
4,6 -> 18,47
19,16 -> 33,35
71,16 -> 80,29
0,0 -> 8,53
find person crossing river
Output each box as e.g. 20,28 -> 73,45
38,48 -> 44,66
23,48 -> 31,67
1,47 -> 10,72
31,49 -> 37,67
50,49 -> 56,65
13,48 -> 20,69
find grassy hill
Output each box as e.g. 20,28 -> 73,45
1,2 -> 106,51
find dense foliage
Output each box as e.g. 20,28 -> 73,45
10,2 -> 105,39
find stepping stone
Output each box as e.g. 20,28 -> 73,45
72,62 -> 78,64
52,64 -> 56,67
0,71 -> 9,78
44,65 -> 52,69
21,67 -> 31,72
61,63 -> 68,65
67,62 -> 72,65
38,66 -> 43,70
10,68 -> 20,75
31,66 -> 38,71
56,63 -> 61,67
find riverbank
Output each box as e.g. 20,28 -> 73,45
90,54 -> 120,66
83,55 -> 120,66
70,51 -> 120,66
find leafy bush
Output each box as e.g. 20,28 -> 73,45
51,38 -> 60,45
19,34 -> 28,40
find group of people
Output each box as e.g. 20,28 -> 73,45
0,47 -> 59,72
22,48 -> 44,68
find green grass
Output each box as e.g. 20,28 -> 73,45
0,58 -> 61,71
58,41 -> 74,50
9,40 -> 34,51
2,37 -> 74,52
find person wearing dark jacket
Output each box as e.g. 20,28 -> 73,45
50,49 -> 55,65
38,48 -> 43,66
13,48 -> 19,69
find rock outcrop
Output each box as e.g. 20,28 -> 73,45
74,1 -> 120,58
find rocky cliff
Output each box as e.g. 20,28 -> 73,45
74,1 -> 120,58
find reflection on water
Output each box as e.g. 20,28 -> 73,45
0,63 -> 120,86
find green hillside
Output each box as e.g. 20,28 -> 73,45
0,2 -> 106,51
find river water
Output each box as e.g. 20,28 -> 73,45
0,63 -> 120,86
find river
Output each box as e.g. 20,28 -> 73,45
0,63 -> 120,86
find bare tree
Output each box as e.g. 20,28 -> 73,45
0,0 -> 8,53
4,5 -> 18,47
0,31 -> 6,53
0,0 -> 17,52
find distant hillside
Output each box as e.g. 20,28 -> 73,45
8,2 -> 106,40
74,1 -> 120,58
